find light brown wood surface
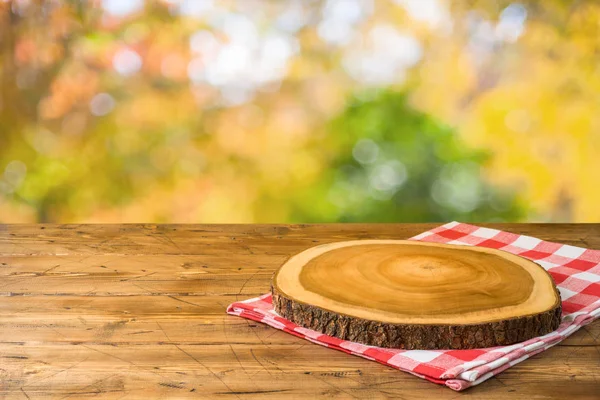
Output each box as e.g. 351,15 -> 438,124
0,224 -> 598,399
273,240 -> 561,349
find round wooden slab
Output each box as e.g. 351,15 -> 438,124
272,240 -> 561,350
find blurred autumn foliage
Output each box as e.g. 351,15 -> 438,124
0,0 -> 598,223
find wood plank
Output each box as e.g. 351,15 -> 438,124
1,224 -> 598,256
1,343 -> 599,399
0,254 -> 279,276
0,296 -> 598,346
0,224 -> 599,399
0,275 -> 269,297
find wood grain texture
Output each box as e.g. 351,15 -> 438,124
0,223 -> 599,399
273,240 -> 561,349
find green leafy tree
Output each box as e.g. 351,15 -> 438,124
291,90 -> 525,222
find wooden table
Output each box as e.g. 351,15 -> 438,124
1,224 -> 598,399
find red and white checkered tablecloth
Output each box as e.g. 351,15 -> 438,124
226,222 -> 600,391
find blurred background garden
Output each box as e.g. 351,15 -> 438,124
0,0 -> 598,223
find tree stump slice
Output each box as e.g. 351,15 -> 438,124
272,240 -> 561,350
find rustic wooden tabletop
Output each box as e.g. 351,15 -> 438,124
0,224 -> 598,399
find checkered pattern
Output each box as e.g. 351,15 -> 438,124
226,222 -> 600,391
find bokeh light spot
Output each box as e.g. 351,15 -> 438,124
394,0 -> 451,29
90,93 -> 115,116
113,48 -> 143,76
352,139 -> 379,165
496,3 -> 527,42
102,0 -> 144,17
369,160 -> 407,192
3,160 -> 27,188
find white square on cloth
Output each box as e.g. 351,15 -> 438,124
400,350 -> 442,363
554,244 -> 587,259
511,235 -> 542,250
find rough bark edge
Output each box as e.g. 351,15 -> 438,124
271,283 -> 562,350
